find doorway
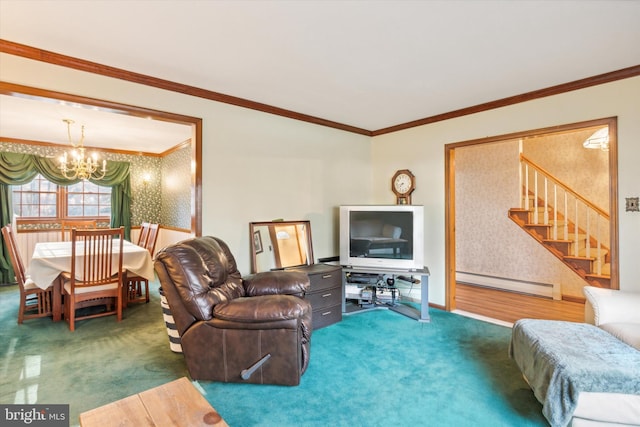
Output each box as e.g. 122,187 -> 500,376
0,82 -> 203,236
445,118 -> 619,320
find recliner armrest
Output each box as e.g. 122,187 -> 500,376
213,294 -> 311,324
243,271 -> 309,297
583,286 -> 640,326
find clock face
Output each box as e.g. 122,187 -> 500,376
394,173 -> 413,194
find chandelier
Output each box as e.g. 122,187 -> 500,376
59,119 -> 107,180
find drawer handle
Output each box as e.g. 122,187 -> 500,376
322,293 -> 332,298
321,311 -> 332,316
322,274 -> 332,279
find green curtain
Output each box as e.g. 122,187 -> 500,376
0,184 -> 15,283
0,152 -> 132,283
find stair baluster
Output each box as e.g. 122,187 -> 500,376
508,154 -> 611,288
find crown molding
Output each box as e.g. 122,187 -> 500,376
2,39 -> 639,137
0,39 -> 372,136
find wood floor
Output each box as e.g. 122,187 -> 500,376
454,283 -> 585,324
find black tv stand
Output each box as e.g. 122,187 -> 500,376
341,265 -> 430,322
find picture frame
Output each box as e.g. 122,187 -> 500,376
253,230 -> 263,254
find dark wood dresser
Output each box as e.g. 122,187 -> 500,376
289,263 -> 342,330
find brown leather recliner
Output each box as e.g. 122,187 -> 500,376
154,236 -> 312,386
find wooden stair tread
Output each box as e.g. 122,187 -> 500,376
509,189 -> 611,289
564,255 -> 596,261
585,273 -> 611,279
577,247 -> 608,257
543,236 -> 587,243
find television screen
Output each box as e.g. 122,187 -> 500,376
340,205 -> 424,271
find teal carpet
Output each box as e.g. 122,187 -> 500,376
0,282 -> 547,426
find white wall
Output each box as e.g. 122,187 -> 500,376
2,53 -> 638,306
0,53 -> 373,273
371,76 -> 640,305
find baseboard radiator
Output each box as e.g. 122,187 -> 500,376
456,271 -> 560,300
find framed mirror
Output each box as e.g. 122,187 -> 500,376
250,221 -> 314,273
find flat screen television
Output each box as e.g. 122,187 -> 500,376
339,205 -> 424,271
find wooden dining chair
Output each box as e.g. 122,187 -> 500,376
145,223 -> 160,257
137,222 -> 150,247
1,224 -> 54,324
126,223 -> 160,304
60,219 -> 97,241
62,227 -> 125,331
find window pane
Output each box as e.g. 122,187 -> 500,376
86,206 -> 99,216
41,193 -> 57,204
83,181 -> 100,192
40,180 -> 57,192
68,206 -> 83,216
12,175 -> 58,218
68,182 -> 84,192
66,181 -> 111,218
39,205 -> 56,217
23,205 -> 38,217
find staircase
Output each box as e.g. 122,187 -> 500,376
508,154 -> 611,289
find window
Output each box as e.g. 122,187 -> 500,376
12,174 -> 111,221
12,174 -> 57,218
66,180 -> 111,217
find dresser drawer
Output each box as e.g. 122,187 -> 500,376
312,305 -> 342,330
286,264 -> 343,330
307,286 -> 342,310
306,266 -> 341,292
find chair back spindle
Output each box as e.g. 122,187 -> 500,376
137,222 -> 150,247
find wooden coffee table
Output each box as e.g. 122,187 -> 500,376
79,377 -> 228,427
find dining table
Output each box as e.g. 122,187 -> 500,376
27,239 -> 155,322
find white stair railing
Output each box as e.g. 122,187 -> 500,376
519,154 -> 610,276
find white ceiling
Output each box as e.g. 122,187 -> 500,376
0,94 -> 193,154
1,0 -> 639,152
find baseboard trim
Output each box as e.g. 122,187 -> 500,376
456,271 -> 560,300
562,294 -> 586,304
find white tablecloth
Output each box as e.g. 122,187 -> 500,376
27,239 -> 155,289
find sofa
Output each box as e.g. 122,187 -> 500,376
583,285 -> 640,350
510,286 -> 640,427
154,236 -> 313,386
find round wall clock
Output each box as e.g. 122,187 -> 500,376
392,169 -> 415,205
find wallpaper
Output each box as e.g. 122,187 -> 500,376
1,141 -> 190,229
454,129 -> 609,298
159,146 -> 192,230
523,128 -> 610,211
